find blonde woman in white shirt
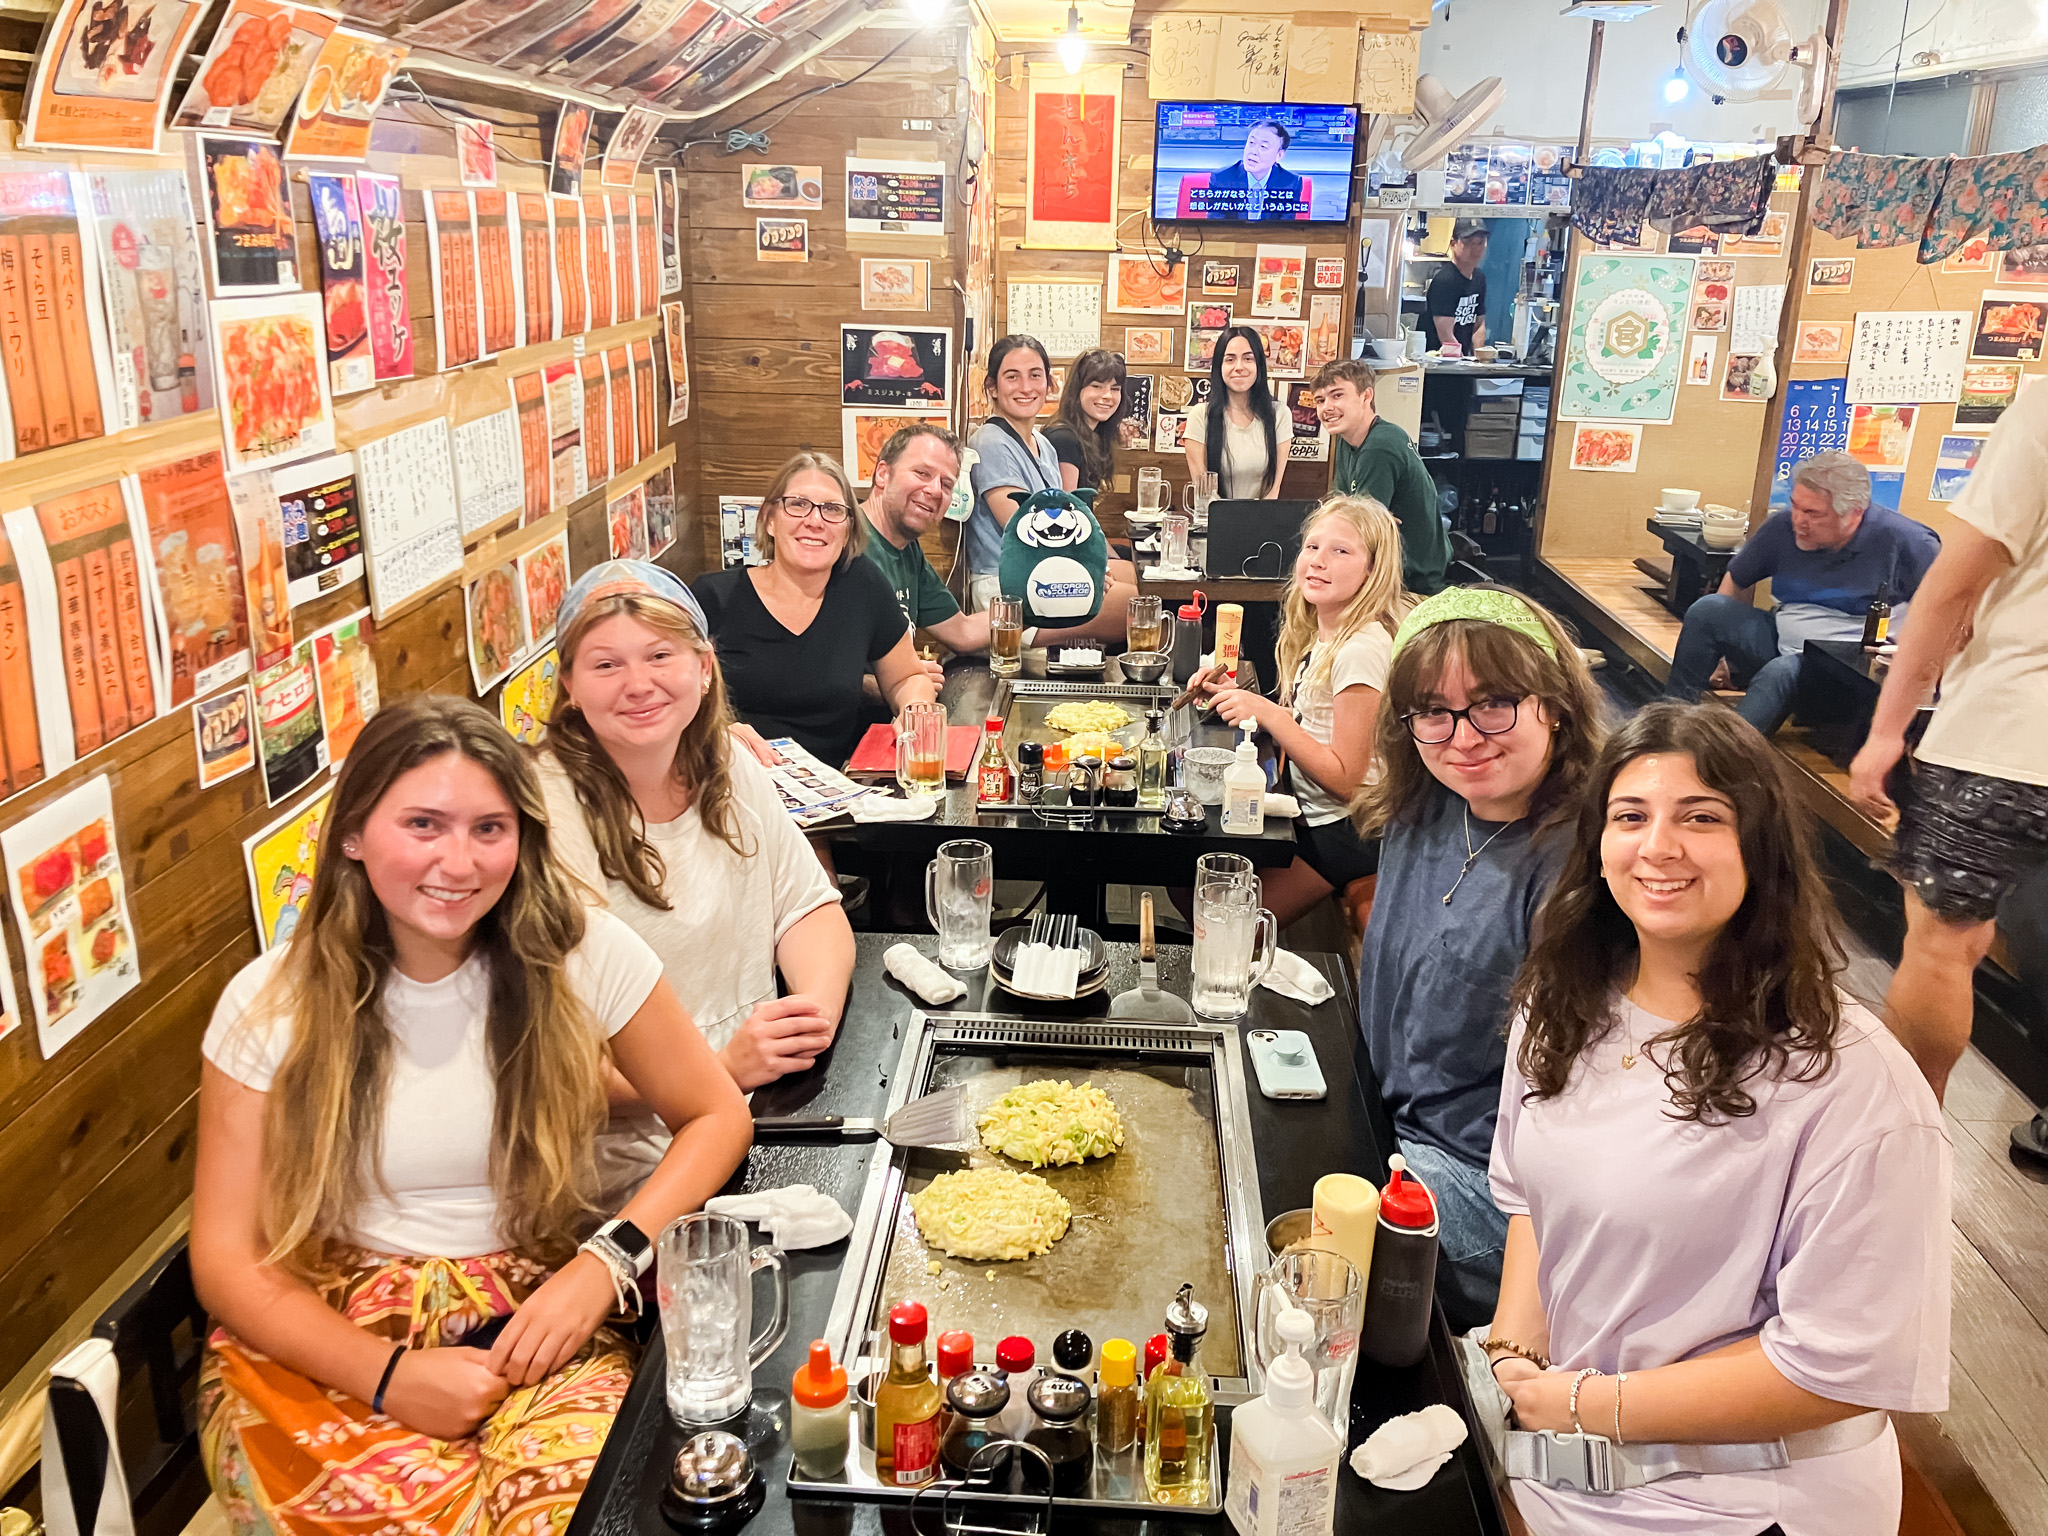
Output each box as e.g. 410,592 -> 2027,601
193,695 -> 750,1536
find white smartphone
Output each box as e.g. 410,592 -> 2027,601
1246,1029 -> 1327,1100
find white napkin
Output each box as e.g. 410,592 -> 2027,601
1263,792 -> 1301,819
1142,564 -> 1200,580
1257,947 -> 1336,1005
1010,941 -> 1078,999
1350,1403 -> 1467,1490
884,942 -> 967,1004
852,794 -> 939,823
705,1184 -> 854,1250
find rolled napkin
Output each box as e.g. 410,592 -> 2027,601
1257,947 -> 1336,1004
884,942 -> 967,1003
1262,792 -> 1301,819
1350,1403 -> 1467,1490
851,793 -> 939,823
706,1184 -> 853,1250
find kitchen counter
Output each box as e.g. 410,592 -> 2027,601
567,931 -> 1507,1536
1420,359 -> 1554,378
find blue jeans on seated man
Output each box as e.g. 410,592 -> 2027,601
1395,1137 -> 1507,1331
1663,592 -> 1803,736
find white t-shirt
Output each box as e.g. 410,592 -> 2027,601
1285,625 -> 1392,824
1916,378 -> 2048,786
1490,999 -> 1950,1536
202,909 -> 663,1259
1183,398 -> 1289,500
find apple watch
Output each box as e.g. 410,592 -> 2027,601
588,1217 -> 653,1278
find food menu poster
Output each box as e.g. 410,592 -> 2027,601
600,105 -> 664,190
464,559 -> 528,692
657,168 -> 682,295
199,138 -> 298,294
274,451 -> 363,607
578,352 -> 608,487
519,533 -> 567,646
426,189 -> 482,369
224,464 -> 294,667
1845,310 -> 1970,406
498,644 -> 556,745
0,915 -> 17,1044
1005,282 -> 1100,359
547,104 -> 594,199
452,407 -> 525,535
516,192 -> 552,348
308,173 -> 373,396
0,521 -> 52,801
542,358 -> 587,510
846,159 -> 946,237
662,302 -> 689,424
606,482 -> 647,560
551,197 -> 589,337
473,190 -> 518,358
645,465 -> 676,557
606,346 -> 633,479
86,168 -> 214,434
584,194 -> 614,330
1767,377 -> 1849,509
209,290 -> 336,475
511,369 -> 550,522
194,683 -> 254,787
254,636 -> 325,804
354,417 -> 463,617
631,339 -> 656,462
22,0 -> 210,154
281,29 -> 407,161
171,0 -> 336,139
1,774 -> 139,1059
310,607 -> 375,763
132,450 -> 251,707
0,170 -> 115,458
840,325 -> 950,410
355,171 -> 411,379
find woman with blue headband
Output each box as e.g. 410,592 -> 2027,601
1352,586 -> 1606,1326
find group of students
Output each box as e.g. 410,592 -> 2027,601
183,329 -> 1993,1536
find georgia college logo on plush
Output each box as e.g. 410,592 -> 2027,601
1016,504 -> 1098,618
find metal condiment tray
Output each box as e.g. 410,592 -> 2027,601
788,1009 -> 1268,1515
978,678 -> 1173,816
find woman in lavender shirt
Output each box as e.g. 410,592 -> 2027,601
1485,703 -> 1948,1535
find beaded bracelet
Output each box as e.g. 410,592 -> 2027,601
1612,1372 -> 1628,1446
1479,1335 -> 1551,1372
1568,1367 -> 1602,1435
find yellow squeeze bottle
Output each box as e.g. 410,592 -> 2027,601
1310,1172 -> 1379,1289
1214,603 -> 1244,681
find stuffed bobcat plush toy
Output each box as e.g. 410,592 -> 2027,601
997,487 -> 1110,625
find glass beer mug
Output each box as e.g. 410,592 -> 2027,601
896,701 -> 947,796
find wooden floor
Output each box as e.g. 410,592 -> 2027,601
1544,556 -> 1684,680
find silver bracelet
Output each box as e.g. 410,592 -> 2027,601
1612,1372 -> 1628,1446
1568,1367 -> 1603,1435
577,1238 -> 635,1316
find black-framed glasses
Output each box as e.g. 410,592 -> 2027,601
1403,697 -> 1524,744
774,495 -> 850,523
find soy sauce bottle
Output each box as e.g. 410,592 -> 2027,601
1862,582 -> 1892,649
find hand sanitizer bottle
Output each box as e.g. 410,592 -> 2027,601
1224,1308 -> 1342,1536
1221,723 -> 1265,837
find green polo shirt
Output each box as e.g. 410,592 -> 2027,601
864,523 -> 961,628
1332,415 -> 1451,595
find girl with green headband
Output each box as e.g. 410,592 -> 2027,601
1350,585 -> 1607,1327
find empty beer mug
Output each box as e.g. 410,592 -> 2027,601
925,838 -> 994,969
659,1212 -> 788,1425
1162,513 -> 1193,574
1192,880 -> 1276,1019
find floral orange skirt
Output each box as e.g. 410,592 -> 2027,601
199,1251 -> 636,1536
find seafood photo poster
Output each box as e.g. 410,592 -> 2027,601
355,171 -> 412,379
452,407 -> 525,535
253,635 -> 327,804
131,450 -> 252,707
353,417 -> 462,617
1250,245 -> 1307,318
1123,326 -> 1171,366
755,217 -> 808,262
310,607 -> 376,762
171,0 -> 335,138
606,482 -> 648,560
425,188 -> 483,369
208,290 -> 336,475
1185,300 -> 1232,373
1971,293 -> 2046,362
307,172 -> 374,396
1568,421 -> 1642,473
243,782 -> 328,950
516,191 -> 553,347
193,682 -> 255,788
498,645 -> 556,745
2,774 -> 140,1057
0,169 -> 116,457
464,558 -> 529,691
273,451 -> 363,608
85,168 -> 214,433
282,29 -> 407,161
741,164 -> 824,210
861,258 -> 929,313
473,188 -> 519,357
198,137 -> 298,293
21,0 -> 210,154
840,325 -> 950,409
519,532 -> 568,645
223,465 -> 294,666
1108,253 -> 1183,315
662,301 -> 690,424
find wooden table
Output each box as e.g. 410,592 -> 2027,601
1643,518 -> 1736,616
564,931 -> 1510,1536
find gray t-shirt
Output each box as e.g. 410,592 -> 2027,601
1358,783 -> 1568,1170
966,420 -> 1062,576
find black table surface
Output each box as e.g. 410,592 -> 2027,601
567,931 -> 1506,1536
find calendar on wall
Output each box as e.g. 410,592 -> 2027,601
1005,281 -> 1103,358
1845,311 -> 1970,405
1768,378 -> 1850,508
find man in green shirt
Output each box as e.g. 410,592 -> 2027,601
1314,358 -> 1451,594
861,424 -> 990,669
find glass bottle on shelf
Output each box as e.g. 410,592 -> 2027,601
1143,1284 -> 1215,1504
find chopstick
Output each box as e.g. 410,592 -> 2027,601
1168,663 -> 1225,714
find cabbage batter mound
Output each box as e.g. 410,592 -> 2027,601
908,1167 -> 1073,1261
977,1079 -> 1125,1168
1045,700 -> 1132,735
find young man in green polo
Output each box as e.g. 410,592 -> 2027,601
1314,358 -> 1450,594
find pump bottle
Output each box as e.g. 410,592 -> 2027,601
1221,723 -> 1265,836
1224,1308 -> 1343,1536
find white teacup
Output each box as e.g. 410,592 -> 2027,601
1660,488 -> 1701,511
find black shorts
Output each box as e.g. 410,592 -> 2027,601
1889,760 -> 2048,924
1293,814 -> 1381,888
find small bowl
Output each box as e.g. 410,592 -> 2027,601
1119,650 -> 1169,684
1369,338 -> 1405,362
1184,746 -> 1236,806
1265,1208 -> 1313,1260
1661,488 -> 1701,511
1700,526 -> 1745,550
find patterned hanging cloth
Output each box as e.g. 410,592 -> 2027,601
1644,155 -> 1776,234
1569,166 -> 1655,246
1919,145 -> 2048,262
1810,152 -> 1952,250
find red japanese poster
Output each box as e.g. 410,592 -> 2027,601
609,194 -> 634,324
355,171 -> 412,379
32,482 -> 157,757
199,137 -> 299,293
0,171 -> 113,458
1025,61 -> 1122,250
542,357 -> 584,509
550,196 -> 588,336
21,0 -> 209,154
584,193 -> 614,329
605,345 -> 632,473
510,369 -> 549,524
308,172 -> 373,395
516,192 -> 552,347
635,193 -> 660,319
133,449 -> 252,707
426,188 -> 481,369
579,351 -> 609,486
472,189 -> 518,357
631,337 -> 656,462
0,521 -> 48,799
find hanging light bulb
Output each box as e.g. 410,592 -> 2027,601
1058,4 -> 1088,72
1663,65 -> 1690,102
904,0 -> 946,18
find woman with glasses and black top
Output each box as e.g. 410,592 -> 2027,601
1352,586 -> 1606,1327
691,452 -> 937,768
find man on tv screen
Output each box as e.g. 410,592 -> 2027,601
1203,120 -> 1306,221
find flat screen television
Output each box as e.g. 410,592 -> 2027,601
1151,100 -> 1358,225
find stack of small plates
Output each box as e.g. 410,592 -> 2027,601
1651,502 -> 1702,529
990,924 -> 1110,1000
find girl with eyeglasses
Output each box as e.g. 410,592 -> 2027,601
691,452 -> 937,768
1351,586 -> 1606,1327
1184,325 -> 1288,501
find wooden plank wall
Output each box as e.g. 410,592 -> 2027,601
678,23 -> 972,551
0,89 -> 696,1478
992,37 -> 1360,553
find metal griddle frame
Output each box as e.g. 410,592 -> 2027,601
794,1009 -> 1269,1514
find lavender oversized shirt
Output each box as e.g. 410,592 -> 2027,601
1490,999 -> 1950,1534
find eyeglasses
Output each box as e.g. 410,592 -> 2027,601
1402,697 -> 1525,744
774,495 -> 850,523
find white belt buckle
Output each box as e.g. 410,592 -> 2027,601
1536,1431 -> 1616,1494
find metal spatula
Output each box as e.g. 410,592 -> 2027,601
752,1084 -> 972,1147
1110,892 -> 1195,1023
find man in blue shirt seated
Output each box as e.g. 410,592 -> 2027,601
1664,451 -> 1941,735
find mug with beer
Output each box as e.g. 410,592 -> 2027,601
1127,594 -> 1165,653
989,595 -> 1024,676
896,701 -> 948,796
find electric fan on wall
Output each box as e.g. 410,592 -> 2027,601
1680,0 -> 1834,125
1366,74 -> 1509,176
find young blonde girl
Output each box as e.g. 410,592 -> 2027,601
1204,494 -> 1408,925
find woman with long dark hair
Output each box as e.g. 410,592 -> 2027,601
1046,347 -> 1126,493
1183,325 -> 1288,500
1483,702 -> 1947,1533
965,334 -> 1063,612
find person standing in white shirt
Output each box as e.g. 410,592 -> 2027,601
1850,381 -> 2048,1121
192,695 -> 751,1536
